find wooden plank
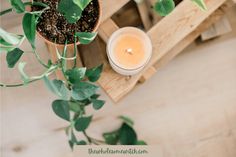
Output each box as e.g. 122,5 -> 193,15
78,37 -> 104,68
97,0 -> 228,102
201,16 -> 232,40
98,19 -> 119,43
136,0 -> 153,30
146,0 -> 163,24
101,0 -> 130,22
139,1 -> 233,83
138,66 -> 157,83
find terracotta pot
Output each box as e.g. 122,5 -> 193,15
36,0 -> 102,48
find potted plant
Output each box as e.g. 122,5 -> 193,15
0,0 -> 146,149
1,0 -> 207,149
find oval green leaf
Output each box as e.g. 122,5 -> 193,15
52,100 -> 70,121
6,48 -> 24,68
119,123 -> 137,145
43,77 -> 69,100
22,13 -> 36,49
10,0 -> 25,13
75,32 -> 97,45
72,82 -> 99,101
103,131 -> 119,145
65,67 -> 86,84
58,0 -> 82,23
85,64 -> 103,82
74,116 -> 93,132
0,28 -> 24,45
91,99 -> 105,110
154,0 -> 175,16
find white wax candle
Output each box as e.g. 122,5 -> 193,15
107,27 -> 152,76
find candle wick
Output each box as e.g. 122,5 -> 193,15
125,48 -> 133,55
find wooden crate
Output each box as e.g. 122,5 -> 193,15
47,0 -> 233,102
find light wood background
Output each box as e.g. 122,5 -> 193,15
0,1 -> 236,157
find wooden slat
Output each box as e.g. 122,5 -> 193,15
201,16 -> 232,40
78,37 -> 104,68
136,0 -> 153,30
101,0 -> 130,22
138,66 -> 157,83
97,0 -> 228,102
98,19 -> 119,43
146,0 -> 163,24
139,1 -> 233,83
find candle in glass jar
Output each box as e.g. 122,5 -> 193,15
107,27 -> 152,76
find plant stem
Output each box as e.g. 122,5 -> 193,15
0,8 -> 13,16
0,79 -> 38,87
0,64 -> 59,88
33,50 -> 50,68
0,2 -> 48,16
83,131 -> 92,144
82,131 -> 106,145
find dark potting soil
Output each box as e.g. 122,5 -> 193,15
174,0 -> 183,6
32,0 -> 99,44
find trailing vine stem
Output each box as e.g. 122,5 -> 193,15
0,2 -> 48,16
0,63 -> 59,88
33,50 -> 50,68
0,0 -> 147,148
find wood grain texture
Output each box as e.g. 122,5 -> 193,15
140,1 -> 233,82
97,0 -> 228,102
136,0 -> 153,30
1,4 -> 236,157
101,0 -> 131,22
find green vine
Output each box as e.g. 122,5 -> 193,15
0,0 -> 146,149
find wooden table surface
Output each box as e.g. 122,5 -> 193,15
1,1 -> 236,157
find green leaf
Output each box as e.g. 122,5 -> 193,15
191,0 -> 207,11
22,13 -> 36,49
0,46 -> 15,53
6,48 -> 24,68
58,0 -> 82,23
18,62 -> 30,84
91,94 -> 100,99
65,67 -> 86,84
0,37 -> 13,46
119,123 -> 137,145
154,0 -> 175,16
103,131 -> 119,145
74,116 -> 92,131
135,140 -> 147,145
85,64 -> 103,82
52,100 -> 70,121
72,82 -> 99,101
91,99 -> 105,110
76,140 -> 87,145
43,77 -> 69,100
73,0 -> 92,10
69,101 -> 81,112
0,28 -> 24,45
10,0 -> 25,13
75,32 -> 97,44
119,116 -> 134,127
68,140 -> 74,150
